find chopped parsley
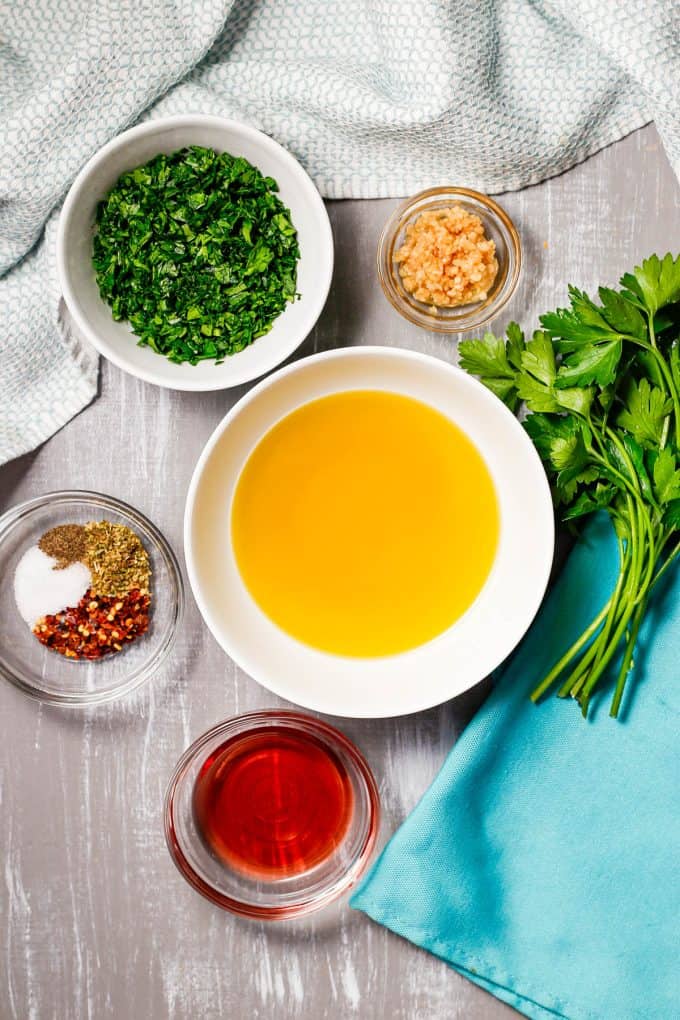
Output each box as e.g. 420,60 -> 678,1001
92,146 -> 300,365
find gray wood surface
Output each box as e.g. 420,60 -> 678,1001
2,124 -> 679,1020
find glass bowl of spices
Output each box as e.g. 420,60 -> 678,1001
377,186 -> 521,333
164,711 -> 380,920
0,491 -> 183,705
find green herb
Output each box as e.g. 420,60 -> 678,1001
93,146 -> 300,365
459,253 -> 680,719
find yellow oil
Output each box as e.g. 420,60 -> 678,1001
231,390 -> 499,657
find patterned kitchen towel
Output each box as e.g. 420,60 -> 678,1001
351,514 -> 680,1019
2,1 -> 680,463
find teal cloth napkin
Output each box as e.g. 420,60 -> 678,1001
352,515 -> 680,1020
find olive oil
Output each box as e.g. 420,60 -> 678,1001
231,390 -> 499,657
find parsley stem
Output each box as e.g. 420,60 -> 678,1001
651,538 -> 680,587
578,526 -> 672,713
577,560 -> 646,713
563,535 -> 631,697
646,315 -> 680,445
529,600 -> 612,703
610,595 -> 648,718
567,506 -> 640,699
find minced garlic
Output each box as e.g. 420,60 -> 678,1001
395,205 -> 498,308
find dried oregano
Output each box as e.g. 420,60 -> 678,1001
84,521 -> 151,597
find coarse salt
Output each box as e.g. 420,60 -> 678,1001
14,545 -> 92,627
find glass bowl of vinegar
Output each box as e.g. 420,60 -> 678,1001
164,711 -> 380,919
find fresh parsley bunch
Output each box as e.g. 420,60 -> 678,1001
459,254 -> 680,718
93,146 -> 300,365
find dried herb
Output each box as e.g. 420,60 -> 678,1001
84,521 -> 151,597
92,145 -> 300,365
39,524 -> 87,569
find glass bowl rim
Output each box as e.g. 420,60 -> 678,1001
164,709 -> 381,920
377,185 -> 522,334
0,488 -> 184,706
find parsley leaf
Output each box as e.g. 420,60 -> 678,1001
516,373 -> 561,413
662,499 -> 680,530
651,446 -> 680,504
540,286 -> 617,349
616,377 -> 672,447
555,338 -> 621,389
458,332 -> 514,378
520,330 -> 556,385
562,482 -> 616,520
506,321 -> 525,369
458,333 -> 520,411
597,286 -> 647,339
523,412 -> 576,461
550,426 -> 589,472
622,253 -> 680,316
554,385 -> 595,417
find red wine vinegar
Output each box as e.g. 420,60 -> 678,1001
192,726 -> 354,880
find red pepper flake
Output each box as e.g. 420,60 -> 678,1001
33,588 -> 151,661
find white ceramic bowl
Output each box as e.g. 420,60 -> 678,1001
185,346 -> 554,718
56,115 -> 334,391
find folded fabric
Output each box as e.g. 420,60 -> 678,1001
2,1 -> 680,464
352,514 -> 680,1019
0,0 -> 230,464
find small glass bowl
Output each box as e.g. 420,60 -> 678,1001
0,490 -> 183,705
377,186 -> 522,333
164,711 -> 380,920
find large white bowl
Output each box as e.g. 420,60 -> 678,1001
56,115 -> 334,391
185,347 -> 555,718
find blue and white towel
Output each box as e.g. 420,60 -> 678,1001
1,0 -> 679,462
